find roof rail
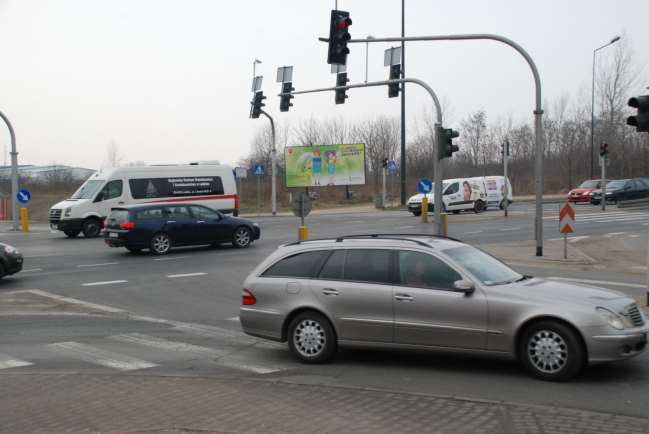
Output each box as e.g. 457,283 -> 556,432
335,233 -> 462,243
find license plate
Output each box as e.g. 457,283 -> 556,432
109,232 -> 119,238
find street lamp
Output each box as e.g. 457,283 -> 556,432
365,35 -> 375,83
590,36 -> 620,179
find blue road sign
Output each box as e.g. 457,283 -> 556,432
418,178 -> 433,194
254,163 -> 265,177
17,189 -> 31,204
387,160 -> 397,175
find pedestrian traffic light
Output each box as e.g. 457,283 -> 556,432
250,91 -> 265,119
437,126 -> 460,159
388,64 -> 401,98
599,143 -> 609,157
280,82 -> 294,112
335,72 -> 349,104
327,10 -> 352,65
627,95 -> 649,133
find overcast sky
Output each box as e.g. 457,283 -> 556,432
0,0 -> 647,169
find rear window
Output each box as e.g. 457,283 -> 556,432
262,251 -> 328,278
343,249 -> 392,284
135,208 -> 164,220
107,209 -> 130,226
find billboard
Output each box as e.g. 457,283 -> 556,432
285,144 -> 366,188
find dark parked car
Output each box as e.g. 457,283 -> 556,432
0,242 -> 23,278
590,179 -> 649,205
104,204 -> 260,255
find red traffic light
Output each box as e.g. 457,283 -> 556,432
336,17 -> 352,31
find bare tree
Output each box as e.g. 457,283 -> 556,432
104,140 -> 123,168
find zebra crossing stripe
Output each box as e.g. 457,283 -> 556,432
108,333 -> 227,356
0,354 -> 33,370
49,342 -> 158,371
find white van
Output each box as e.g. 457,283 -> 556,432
49,164 -> 237,238
407,177 -> 488,216
482,176 -> 513,209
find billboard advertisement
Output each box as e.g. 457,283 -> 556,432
285,144 -> 366,188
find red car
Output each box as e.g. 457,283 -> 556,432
567,179 -> 603,203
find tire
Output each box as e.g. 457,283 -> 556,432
232,226 -> 252,248
287,311 -> 336,364
81,218 -> 102,238
452,210 -> 460,215
149,232 -> 172,255
126,247 -> 141,253
412,211 -> 421,217
0,262 -> 5,279
64,230 -> 80,238
518,320 -> 585,382
474,200 -> 485,214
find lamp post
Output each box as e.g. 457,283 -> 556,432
364,35 -> 375,83
590,36 -> 620,179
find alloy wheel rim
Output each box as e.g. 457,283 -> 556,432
528,330 -> 568,374
235,229 -> 250,246
293,319 -> 326,357
153,235 -> 170,253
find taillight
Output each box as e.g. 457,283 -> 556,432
242,288 -> 256,306
119,221 -> 135,230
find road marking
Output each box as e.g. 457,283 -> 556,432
0,354 -> 33,369
462,230 -> 482,235
153,256 -> 192,261
217,359 -> 283,374
347,220 -> 365,224
167,272 -> 207,279
395,225 -> 416,229
500,227 -> 521,232
547,277 -> 646,289
108,333 -> 226,356
227,316 -> 240,321
547,237 -> 563,241
629,234 -> 641,238
21,268 -> 43,273
632,266 -> 648,271
81,280 -> 128,287
594,216 -> 648,223
568,236 -> 589,243
24,289 -> 126,313
604,232 -> 627,238
77,262 -> 119,268
49,342 -> 158,371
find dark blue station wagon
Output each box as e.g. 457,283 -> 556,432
104,203 -> 260,254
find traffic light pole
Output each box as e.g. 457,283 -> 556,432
601,156 -> 606,212
320,33 -> 545,255
0,110 -> 19,231
260,110 -> 277,216
283,77 -> 445,234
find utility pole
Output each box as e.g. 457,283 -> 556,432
503,139 -> 509,217
0,111 -> 18,231
399,0 -> 406,206
261,111 -> 277,216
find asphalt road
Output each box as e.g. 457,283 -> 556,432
1,203 -> 649,419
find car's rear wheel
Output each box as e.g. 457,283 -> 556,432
64,230 -> 80,238
288,311 -> 336,364
232,227 -> 252,248
452,210 -> 460,215
412,211 -> 421,217
519,320 -> 585,382
150,233 -> 171,255
0,262 -> 5,279
82,218 -> 102,238
474,200 -> 485,213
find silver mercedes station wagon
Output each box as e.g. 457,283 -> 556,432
239,234 -> 648,381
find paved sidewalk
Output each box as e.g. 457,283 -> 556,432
2,373 -> 649,434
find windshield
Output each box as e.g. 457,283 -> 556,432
444,245 -> 523,286
606,180 -> 625,189
578,180 -> 599,189
70,180 -> 104,199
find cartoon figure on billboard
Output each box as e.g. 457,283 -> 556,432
326,150 -> 337,185
312,149 -> 322,186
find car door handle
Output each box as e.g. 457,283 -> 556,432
322,288 -> 339,296
394,294 -> 414,301
118,201 -> 124,204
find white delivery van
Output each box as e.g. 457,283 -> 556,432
49,164 -> 237,238
482,176 -> 513,209
407,177 -> 488,216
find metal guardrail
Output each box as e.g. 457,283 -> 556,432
617,198 -> 649,209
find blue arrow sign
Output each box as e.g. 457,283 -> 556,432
418,178 -> 433,194
17,189 -> 31,204
254,163 -> 265,177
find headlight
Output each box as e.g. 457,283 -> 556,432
4,245 -> 18,255
64,207 -> 72,217
596,307 -> 625,330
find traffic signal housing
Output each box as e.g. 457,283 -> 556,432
627,95 -> 649,132
327,10 -> 352,65
335,72 -> 349,104
437,126 -> 460,159
600,143 -> 609,157
280,82 -> 294,112
382,158 -> 389,168
250,91 -> 266,119
388,64 -> 401,98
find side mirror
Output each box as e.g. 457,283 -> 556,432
453,280 -> 475,295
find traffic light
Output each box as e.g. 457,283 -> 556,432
437,126 -> 460,159
382,158 -> 388,168
627,95 -> 649,132
250,91 -> 265,119
388,64 -> 401,98
280,82 -> 294,112
335,72 -> 349,104
327,10 -> 352,65
599,143 -> 609,157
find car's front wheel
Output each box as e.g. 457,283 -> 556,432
82,218 -> 102,238
150,233 -> 172,255
474,200 -> 485,213
232,227 -> 252,248
412,210 -> 421,217
288,311 -> 336,364
519,321 -> 585,382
